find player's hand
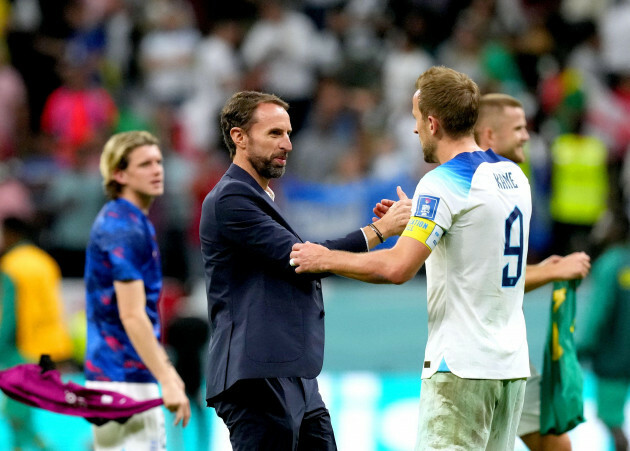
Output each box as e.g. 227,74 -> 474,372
373,186 -> 411,237
538,255 -> 562,267
290,241 -> 329,274
540,251 -> 591,281
557,251 -> 591,280
373,199 -> 393,221
372,186 -> 410,221
161,372 -> 191,427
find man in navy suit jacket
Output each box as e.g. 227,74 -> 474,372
199,91 -> 410,450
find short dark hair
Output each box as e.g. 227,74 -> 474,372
415,66 -> 480,139
220,91 -> 289,159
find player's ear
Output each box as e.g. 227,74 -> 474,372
480,126 -> 494,148
230,127 -> 246,149
112,168 -> 127,185
427,116 -> 439,135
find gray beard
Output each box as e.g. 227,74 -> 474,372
250,154 -> 286,179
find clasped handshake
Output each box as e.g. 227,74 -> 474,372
290,186 -> 412,273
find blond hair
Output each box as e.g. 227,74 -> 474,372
100,131 -> 159,199
415,66 -> 480,139
474,93 -> 524,143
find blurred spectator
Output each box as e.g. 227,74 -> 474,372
7,0 -> 75,133
586,72 -> 630,162
368,125 -> 432,183
287,76 -> 361,182
180,15 -> 244,154
381,23 -> 434,120
240,0 -> 324,135
0,160 -> 35,225
436,8 -> 490,86
0,42 -> 29,160
63,0 -> 108,83
599,0 -> 630,75
560,0 -> 612,23
0,216 -> 74,364
102,0 -> 135,88
566,20 -> 605,94
388,0 -> 475,53
148,104 -> 196,283
520,131 -> 554,259
41,141 -> 104,277
138,0 -> 200,106
40,48 -> 118,169
323,0 -> 386,91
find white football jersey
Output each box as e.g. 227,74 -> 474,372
412,150 -> 531,380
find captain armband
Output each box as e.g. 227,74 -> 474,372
401,217 -> 444,251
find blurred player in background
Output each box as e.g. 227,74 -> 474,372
475,93 -> 591,451
84,131 -> 190,450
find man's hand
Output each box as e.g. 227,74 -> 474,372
290,241 -> 330,274
160,370 -> 191,427
372,186 -> 412,238
540,251 -> 591,280
373,200 -> 392,221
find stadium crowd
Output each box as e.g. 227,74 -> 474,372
0,0 -> 627,287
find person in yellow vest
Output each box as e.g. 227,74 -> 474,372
0,216 -> 74,363
544,69 -> 609,256
0,216 -> 74,450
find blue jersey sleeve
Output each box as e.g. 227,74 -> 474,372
98,217 -> 148,282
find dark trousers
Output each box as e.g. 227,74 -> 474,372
214,377 -> 337,451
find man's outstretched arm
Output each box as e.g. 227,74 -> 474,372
291,235 -> 431,284
524,251 -> 591,293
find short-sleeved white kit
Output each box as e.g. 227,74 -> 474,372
412,150 -> 531,380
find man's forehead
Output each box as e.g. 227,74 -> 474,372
253,104 -> 289,124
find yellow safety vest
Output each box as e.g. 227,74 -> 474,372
549,134 -> 608,225
0,243 -> 74,362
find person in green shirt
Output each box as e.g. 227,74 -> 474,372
0,270 -> 47,450
578,214 -> 630,451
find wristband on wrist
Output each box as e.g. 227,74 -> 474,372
368,223 -> 385,243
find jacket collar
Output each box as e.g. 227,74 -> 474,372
226,164 -> 267,195
225,163 -> 301,239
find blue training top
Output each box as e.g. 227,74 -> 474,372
84,198 -> 162,383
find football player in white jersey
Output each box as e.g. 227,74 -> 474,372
290,66 -> 532,450
475,93 -> 591,451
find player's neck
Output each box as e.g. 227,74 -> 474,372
119,191 -> 154,215
437,135 -> 483,164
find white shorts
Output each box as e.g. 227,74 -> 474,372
517,363 -> 541,437
85,380 -> 166,451
415,372 -> 526,451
